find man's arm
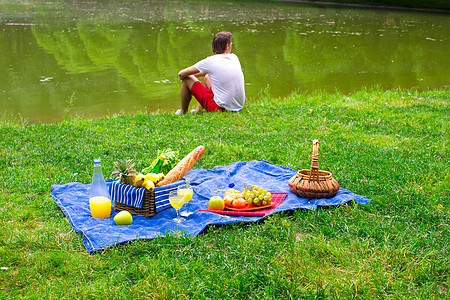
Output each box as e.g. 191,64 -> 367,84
178,66 -> 206,80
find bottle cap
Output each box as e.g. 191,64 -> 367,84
94,158 -> 101,165
159,154 -> 166,161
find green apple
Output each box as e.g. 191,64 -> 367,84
114,211 -> 133,225
208,196 -> 225,211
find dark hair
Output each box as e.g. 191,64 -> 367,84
212,31 -> 232,54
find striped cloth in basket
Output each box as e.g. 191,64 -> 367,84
109,180 -> 185,212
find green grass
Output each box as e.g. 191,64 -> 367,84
0,87 -> 448,299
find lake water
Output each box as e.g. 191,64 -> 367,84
1,0 -> 449,123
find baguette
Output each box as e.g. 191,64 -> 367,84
156,145 -> 205,186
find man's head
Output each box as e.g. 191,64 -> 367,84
212,31 -> 232,54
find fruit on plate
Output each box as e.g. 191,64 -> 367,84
208,196 -> 225,210
243,185 -> 272,206
111,158 -> 138,185
223,189 -> 247,209
232,198 -> 247,208
114,211 -> 133,225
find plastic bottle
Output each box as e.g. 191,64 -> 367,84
89,158 -> 111,218
150,154 -> 166,174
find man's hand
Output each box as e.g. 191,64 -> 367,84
178,66 -> 202,81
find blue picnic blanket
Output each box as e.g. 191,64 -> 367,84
51,160 -> 371,253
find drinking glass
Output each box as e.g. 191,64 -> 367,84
178,183 -> 194,218
169,190 -> 186,223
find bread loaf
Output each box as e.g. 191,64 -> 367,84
156,145 -> 205,186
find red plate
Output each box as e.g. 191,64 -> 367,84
225,203 -> 277,211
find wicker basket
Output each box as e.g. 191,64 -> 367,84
111,180 -> 184,217
113,188 -> 159,217
288,140 -> 339,199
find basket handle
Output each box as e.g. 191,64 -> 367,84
309,140 -> 319,181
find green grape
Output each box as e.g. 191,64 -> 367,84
244,185 -> 272,206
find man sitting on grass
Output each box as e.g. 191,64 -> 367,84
176,31 -> 245,114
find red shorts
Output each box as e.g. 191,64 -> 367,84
191,81 -> 225,112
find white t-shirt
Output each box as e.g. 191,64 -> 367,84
194,53 -> 245,111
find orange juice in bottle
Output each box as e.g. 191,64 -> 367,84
89,196 -> 111,218
89,159 -> 111,218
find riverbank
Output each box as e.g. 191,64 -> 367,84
276,0 -> 450,11
0,88 -> 448,298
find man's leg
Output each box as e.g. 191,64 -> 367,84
194,74 -> 211,113
180,75 -> 199,114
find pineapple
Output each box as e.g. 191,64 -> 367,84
111,158 -> 138,185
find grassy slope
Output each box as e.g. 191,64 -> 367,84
0,88 -> 448,299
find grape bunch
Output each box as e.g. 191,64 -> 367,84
243,185 -> 272,207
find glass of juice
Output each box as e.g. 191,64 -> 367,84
178,183 -> 194,218
169,190 -> 186,223
89,196 -> 111,218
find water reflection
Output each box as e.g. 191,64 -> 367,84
0,0 -> 448,122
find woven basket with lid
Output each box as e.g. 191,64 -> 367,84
288,140 -> 340,199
